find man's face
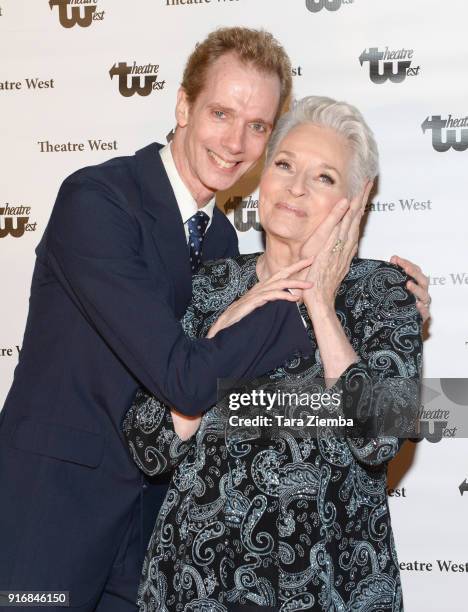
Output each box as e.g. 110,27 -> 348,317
175,52 -> 281,200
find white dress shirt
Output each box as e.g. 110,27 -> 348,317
159,143 -> 215,243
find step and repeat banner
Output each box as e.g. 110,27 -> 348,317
0,1 -> 467,610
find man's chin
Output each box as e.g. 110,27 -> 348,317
201,170 -> 243,194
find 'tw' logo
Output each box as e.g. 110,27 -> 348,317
422,116 -> 468,152
359,48 -> 411,84
225,197 -> 262,232
109,63 -> 157,97
306,0 -> 342,12
49,0 -> 96,29
0,209 -> 29,238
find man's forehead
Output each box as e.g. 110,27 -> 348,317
203,53 -> 279,92
199,57 -> 280,118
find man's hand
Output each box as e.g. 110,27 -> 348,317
390,255 -> 431,323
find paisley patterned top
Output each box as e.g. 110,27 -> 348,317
123,254 -> 422,612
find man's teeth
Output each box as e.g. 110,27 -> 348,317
208,150 -> 237,169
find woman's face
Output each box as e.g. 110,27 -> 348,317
259,123 -> 351,246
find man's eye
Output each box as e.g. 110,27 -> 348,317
319,173 -> 335,185
274,160 -> 291,170
251,123 -> 267,133
213,110 -> 226,119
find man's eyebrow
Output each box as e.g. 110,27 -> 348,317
249,117 -> 271,126
207,103 -> 235,113
207,103 -> 273,126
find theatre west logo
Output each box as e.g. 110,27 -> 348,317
0,203 -> 37,239
359,47 -> 420,84
224,195 -> 262,232
399,560 -> 468,573
109,62 -> 166,97
422,115 -> 468,152
305,0 -> 353,13
49,0 -> 104,28
0,346 -> 21,358
366,196 -> 433,213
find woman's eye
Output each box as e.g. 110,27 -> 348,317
274,160 -> 291,170
319,173 -> 335,185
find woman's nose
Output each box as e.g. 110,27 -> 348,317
287,175 -> 306,198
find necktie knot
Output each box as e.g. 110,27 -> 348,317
187,211 -> 210,273
187,211 -> 209,238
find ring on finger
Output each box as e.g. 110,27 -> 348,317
331,239 -> 345,253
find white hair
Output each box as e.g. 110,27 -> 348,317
265,95 -> 379,196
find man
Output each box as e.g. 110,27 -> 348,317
0,28 -> 430,612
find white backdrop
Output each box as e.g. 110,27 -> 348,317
1,1 -> 467,610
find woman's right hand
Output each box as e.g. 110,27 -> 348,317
206,257 -> 315,338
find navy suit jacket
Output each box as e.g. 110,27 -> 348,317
0,143 -> 310,607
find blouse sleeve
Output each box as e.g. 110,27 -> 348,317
333,261 -> 423,467
122,389 -> 197,476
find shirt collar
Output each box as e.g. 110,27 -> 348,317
159,143 -> 215,225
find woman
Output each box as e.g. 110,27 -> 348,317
124,96 -> 422,611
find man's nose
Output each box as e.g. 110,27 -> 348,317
222,123 -> 246,156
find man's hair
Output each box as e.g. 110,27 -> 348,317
266,96 -> 380,197
181,27 -> 292,122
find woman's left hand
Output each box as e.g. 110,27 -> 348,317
302,182 -> 373,309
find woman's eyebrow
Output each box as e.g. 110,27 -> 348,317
320,163 -> 341,177
275,149 -> 296,157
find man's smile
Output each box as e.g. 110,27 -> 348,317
207,149 -> 240,170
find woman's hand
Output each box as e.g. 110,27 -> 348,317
302,182 -> 373,310
296,184 -> 372,383
206,257 -> 315,338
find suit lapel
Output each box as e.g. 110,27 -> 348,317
135,143 -> 192,315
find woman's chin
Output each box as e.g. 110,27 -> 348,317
265,229 -> 307,247
264,220 -> 312,245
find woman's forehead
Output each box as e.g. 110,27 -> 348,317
276,124 -> 350,166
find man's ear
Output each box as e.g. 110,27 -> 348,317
175,87 -> 190,128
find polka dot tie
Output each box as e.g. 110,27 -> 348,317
187,211 -> 209,273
